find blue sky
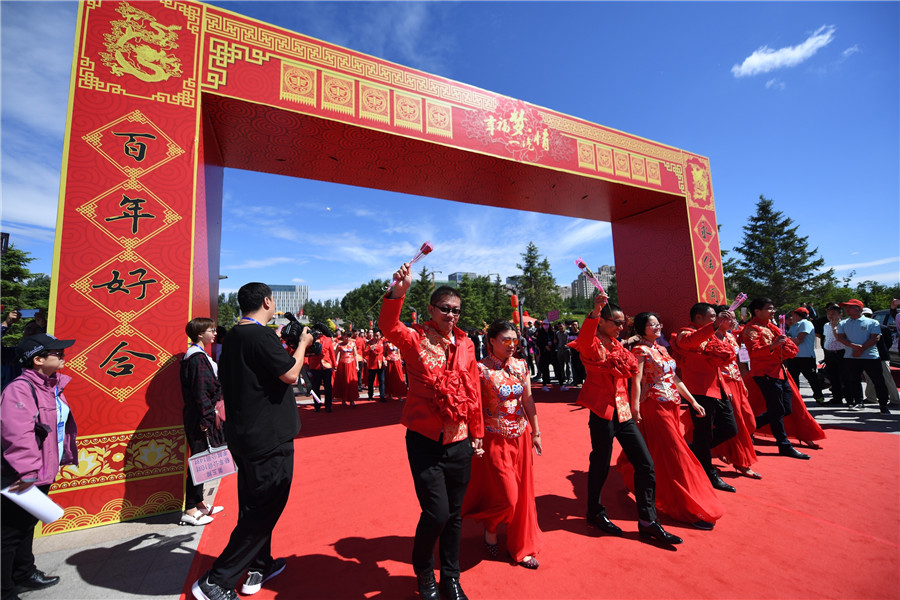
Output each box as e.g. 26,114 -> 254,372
2,1 -> 898,305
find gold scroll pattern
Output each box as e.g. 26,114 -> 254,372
41,491 -> 183,535
53,427 -> 185,491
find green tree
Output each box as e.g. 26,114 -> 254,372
1,245 -> 50,345
457,274 -> 493,330
217,292 -> 240,326
401,265 -> 434,323
341,279 -> 389,330
515,242 -> 562,319
724,196 -> 834,308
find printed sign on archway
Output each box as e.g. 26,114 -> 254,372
46,0 -> 725,534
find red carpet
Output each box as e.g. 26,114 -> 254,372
182,392 -> 899,599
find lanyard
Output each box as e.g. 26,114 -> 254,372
55,386 -> 65,443
241,317 -> 265,326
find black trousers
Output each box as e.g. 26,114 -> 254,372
752,376 -> 793,446
538,351 -> 563,386
587,410 -> 656,523
367,367 -> 385,400
570,349 -> 586,386
405,430 -> 473,579
786,357 -> 824,397
309,368 -> 333,410
209,440 -> 294,589
1,482 -> 50,600
843,358 -> 890,407
822,349 -> 845,402
690,394 -> 738,475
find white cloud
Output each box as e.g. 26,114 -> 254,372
825,256 -> 900,271
765,78 -> 786,90
224,257 -> 298,270
842,45 -> 859,58
731,25 -> 836,77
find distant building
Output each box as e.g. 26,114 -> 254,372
448,272 -> 477,283
269,284 -> 309,315
557,285 -> 572,300
571,265 -> 615,298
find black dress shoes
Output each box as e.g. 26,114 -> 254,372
638,521 -> 683,545
17,570 -> 60,591
439,577 -> 468,600
416,571 -> 439,600
709,472 -> 737,493
586,512 -> 624,536
778,445 -> 810,460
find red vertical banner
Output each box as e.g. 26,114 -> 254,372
44,1 -> 203,534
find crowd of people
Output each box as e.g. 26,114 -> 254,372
1,286 -> 897,600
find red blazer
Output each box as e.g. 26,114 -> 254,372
741,320 -> 798,379
379,295 -> 483,443
307,335 -> 335,370
671,323 -> 734,398
570,315 -> 638,421
366,339 -> 385,369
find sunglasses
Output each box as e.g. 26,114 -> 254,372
604,319 -> 626,327
499,338 -> 519,347
45,350 -> 65,358
431,304 -> 461,316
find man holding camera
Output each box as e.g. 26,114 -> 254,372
193,283 -> 313,600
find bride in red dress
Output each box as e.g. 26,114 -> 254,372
617,312 -> 725,530
383,339 -> 407,400
462,319 -> 543,569
333,330 -> 360,406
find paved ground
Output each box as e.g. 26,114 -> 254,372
28,361 -> 898,600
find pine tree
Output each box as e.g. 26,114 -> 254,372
515,242 -> 562,319
724,195 -> 834,307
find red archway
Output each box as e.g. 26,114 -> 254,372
45,0 -> 725,533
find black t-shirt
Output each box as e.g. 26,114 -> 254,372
219,323 -> 299,458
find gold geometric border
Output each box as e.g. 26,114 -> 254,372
65,324 -> 177,403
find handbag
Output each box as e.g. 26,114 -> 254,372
188,435 -> 237,485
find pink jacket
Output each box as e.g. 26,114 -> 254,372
1,369 -> 78,485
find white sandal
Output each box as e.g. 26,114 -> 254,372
180,511 -> 213,526
199,504 -> 224,516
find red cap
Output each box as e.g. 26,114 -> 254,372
793,307 -> 809,316
839,299 -> 865,309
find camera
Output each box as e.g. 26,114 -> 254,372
281,313 -> 323,355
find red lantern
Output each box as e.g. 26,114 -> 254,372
369,320 -> 373,329
511,310 -> 521,324
510,294 -> 519,308
411,310 -> 418,324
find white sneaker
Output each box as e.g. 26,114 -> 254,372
241,558 -> 286,595
541,386 -> 550,392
